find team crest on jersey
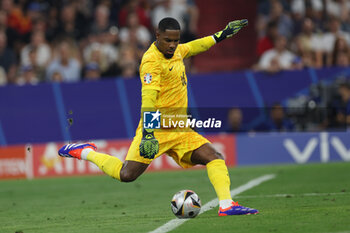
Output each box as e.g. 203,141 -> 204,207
144,73 -> 152,84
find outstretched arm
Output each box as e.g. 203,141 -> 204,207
213,19 -> 248,43
183,19 -> 248,58
139,89 -> 159,159
139,58 -> 162,159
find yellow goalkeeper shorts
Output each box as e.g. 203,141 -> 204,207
125,128 -> 210,168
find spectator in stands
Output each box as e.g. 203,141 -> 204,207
226,108 -> 245,133
337,0 -> 350,33
0,9 -> 16,49
55,4 -> 84,41
119,12 -> 151,50
98,0 -> 122,26
118,0 -> 151,30
83,3 -> 120,77
69,0 -> 93,43
31,16 -> 46,34
84,62 -> 101,80
83,38 -> 119,77
294,50 -> 317,69
330,36 -> 350,66
258,0 -> 291,16
256,0 -> 289,38
0,0 -> 14,20
45,5 -> 59,42
258,35 -> 297,73
290,0 -> 323,32
325,0 -> 350,23
294,18 -> 319,67
336,82 -> 350,127
26,2 -> 45,23
257,20 -> 279,58
4,0 -> 32,44
266,0 -> 294,39
100,27 -> 121,77
71,0 -> 94,27
51,70 -> 64,82
321,17 -> 350,59
151,0 -> 198,42
118,44 -> 138,78
295,18 -> 317,55
0,30 -> 16,83
265,103 -> 295,132
46,40 -> 81,82
16,65 -> 39,85
20,30 -> 51,69
25,47 -> 45,81
89,4 -> 114,36
83,43 -> 105,76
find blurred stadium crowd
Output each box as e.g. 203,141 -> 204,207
0,0 -> 350,132
255,0 -> 350,72
226,80 -> 350,133
249,0 -> 350,132
0,0 -> 350,86
0,0 -> 198,85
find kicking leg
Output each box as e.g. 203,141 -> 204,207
58,143 -> 148,182
119,160 -> 148,182
86,151 -> 148,182
191,143 -> 258,216
191,143 -> 231,203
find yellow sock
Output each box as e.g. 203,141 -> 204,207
207,159 -> 232,201
86,151 -> 123,181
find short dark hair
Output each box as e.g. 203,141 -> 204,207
158,17 -> 180,32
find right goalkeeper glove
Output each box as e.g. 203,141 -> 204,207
139,129 -> 159,159
213,19 -> 248,43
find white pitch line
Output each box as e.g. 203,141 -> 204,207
235,192 -> 348,199
148,174 -> 276,233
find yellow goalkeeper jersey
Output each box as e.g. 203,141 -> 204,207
138,36 -> 215,129
140,43 -> 187,109
126,36 -> 215,165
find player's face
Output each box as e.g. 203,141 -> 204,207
156,29 -> 180,59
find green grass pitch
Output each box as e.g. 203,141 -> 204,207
0,162 -> 349,233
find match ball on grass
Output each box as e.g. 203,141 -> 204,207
171,190 -> 201,218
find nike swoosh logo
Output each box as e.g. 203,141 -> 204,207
169,66 -> 174,71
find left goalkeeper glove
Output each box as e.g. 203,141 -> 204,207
213,19 -> 248,43
139,129 -> 159,159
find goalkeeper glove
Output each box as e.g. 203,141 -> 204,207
213,19 -> 248,43
139,129 -> 159,159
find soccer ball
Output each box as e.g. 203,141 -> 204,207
170,190 -> 201,218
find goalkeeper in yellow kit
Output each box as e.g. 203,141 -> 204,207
58,17 -> 257,216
